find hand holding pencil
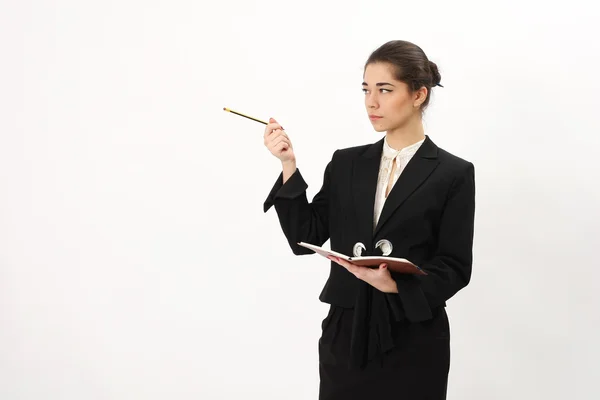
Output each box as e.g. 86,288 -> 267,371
263,117 -> 295,163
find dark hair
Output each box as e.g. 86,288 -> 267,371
364,40 -> 442,111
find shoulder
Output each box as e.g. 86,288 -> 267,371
435,145 -> 475,185
333,143 -> 372,158
329,141 -> 379,165
437,147 -> 473,169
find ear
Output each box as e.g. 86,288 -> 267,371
413,86 -> 428,108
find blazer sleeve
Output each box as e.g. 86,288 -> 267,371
263,153 -> 335,255
390,162 -> 476,321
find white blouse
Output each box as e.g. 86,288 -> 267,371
373,136 -> 425,230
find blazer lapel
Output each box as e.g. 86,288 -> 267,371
373,136 -> 440,236
351,138 -> 384,248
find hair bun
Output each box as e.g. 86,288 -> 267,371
428,60 -> 442,87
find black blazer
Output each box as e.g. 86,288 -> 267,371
263,135 -> 475,368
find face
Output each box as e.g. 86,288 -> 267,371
362,62 -> 427,132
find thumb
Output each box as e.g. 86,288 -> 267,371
379,263 -> 388,270
270,117 -> 284,130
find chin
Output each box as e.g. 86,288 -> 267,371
371,124 -> 387,132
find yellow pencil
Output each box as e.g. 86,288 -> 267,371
223,107 -> 268,125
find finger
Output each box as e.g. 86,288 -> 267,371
264,125 -> 283,141
327,256 -> 343,266
264,122 -> 284,139
277,137 -> 292,146
332,257 -> 347,267
274,141 -> 290,153
351,264 -> 367,278
265,129 -> 288,146
269,118 -> 285,130
336,258 -> 357,272
270,135 -> 291,148
264,130 -> 279,146
336,259 -> 363,276
272,128 -> 289,138
270,131 -> 290,144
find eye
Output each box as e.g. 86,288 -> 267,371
362,88 -> 392,94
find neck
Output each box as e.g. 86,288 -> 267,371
385,114 -> 425,150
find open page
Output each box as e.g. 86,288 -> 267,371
297,242 -> 427,275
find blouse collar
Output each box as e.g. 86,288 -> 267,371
382,136 -> 425,159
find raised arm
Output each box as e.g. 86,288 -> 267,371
262,117 -> 334,255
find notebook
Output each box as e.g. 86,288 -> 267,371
297,242 -> 427,275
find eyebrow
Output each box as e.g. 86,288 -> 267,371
362,82 -> 396,87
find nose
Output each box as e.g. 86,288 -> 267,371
365,92 -> 378,109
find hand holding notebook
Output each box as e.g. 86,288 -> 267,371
297,242 -> 427,275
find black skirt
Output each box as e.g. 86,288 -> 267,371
318,305 -> 451,400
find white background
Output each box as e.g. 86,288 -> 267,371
1,0 -> 599,399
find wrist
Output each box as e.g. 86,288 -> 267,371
282,159 -> 296,168
281,160 -> 297,183
384,278 -> 398,293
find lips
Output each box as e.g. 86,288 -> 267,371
369,115 -> 382,120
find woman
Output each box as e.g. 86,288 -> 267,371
263,40 -> 475,400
